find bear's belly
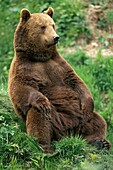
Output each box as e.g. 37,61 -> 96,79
40,86 -> 82,116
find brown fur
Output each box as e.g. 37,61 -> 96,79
8,7 -> 111,153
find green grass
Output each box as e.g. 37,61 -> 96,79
0,50 -> 113,169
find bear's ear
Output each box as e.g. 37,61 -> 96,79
21,8 -> 31,22
43,7 -> 54,18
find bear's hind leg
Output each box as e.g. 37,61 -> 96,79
26,107 -> 54,153
82,112 -> 111,150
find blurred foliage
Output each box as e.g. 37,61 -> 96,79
90,0 -> 105,6
92,50 -> 113,92
64,50 -> 92,66
97,17 -> 108,31
97,8 -> 113,31
105,9 -> 113,25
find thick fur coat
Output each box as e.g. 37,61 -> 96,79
8,7 -> 111,153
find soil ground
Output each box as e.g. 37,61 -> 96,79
66,4 -> 113,58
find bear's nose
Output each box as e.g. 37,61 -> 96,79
54,35 -> 60,43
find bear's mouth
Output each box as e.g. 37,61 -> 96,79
54,41 -> 58,45
47,42 -> 58,48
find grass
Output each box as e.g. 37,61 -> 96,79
0,50 -> 113,169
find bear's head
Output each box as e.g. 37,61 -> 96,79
14,7 -> 59,61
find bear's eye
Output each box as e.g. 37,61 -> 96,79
41,25 -> 46,31
52,24 -> 55,29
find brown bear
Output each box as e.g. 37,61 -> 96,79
8,7 -> 111,153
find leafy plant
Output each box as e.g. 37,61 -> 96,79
53,1 -> 92,46
97,17 -> 107,31
98,36 -> 109,47
105,9 -> 113,25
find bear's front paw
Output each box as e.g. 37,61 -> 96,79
39,100 -> 52,115
31,98 -> 52,118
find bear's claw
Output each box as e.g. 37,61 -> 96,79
88,139 -> 111,150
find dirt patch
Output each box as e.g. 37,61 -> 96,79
62,4 -> 113,58
84,43 -> 113,58
85,4 -> 113,58
78,4 -> 113,58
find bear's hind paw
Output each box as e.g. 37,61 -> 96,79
88,139 -> 111,150
41,144 -> 54,154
